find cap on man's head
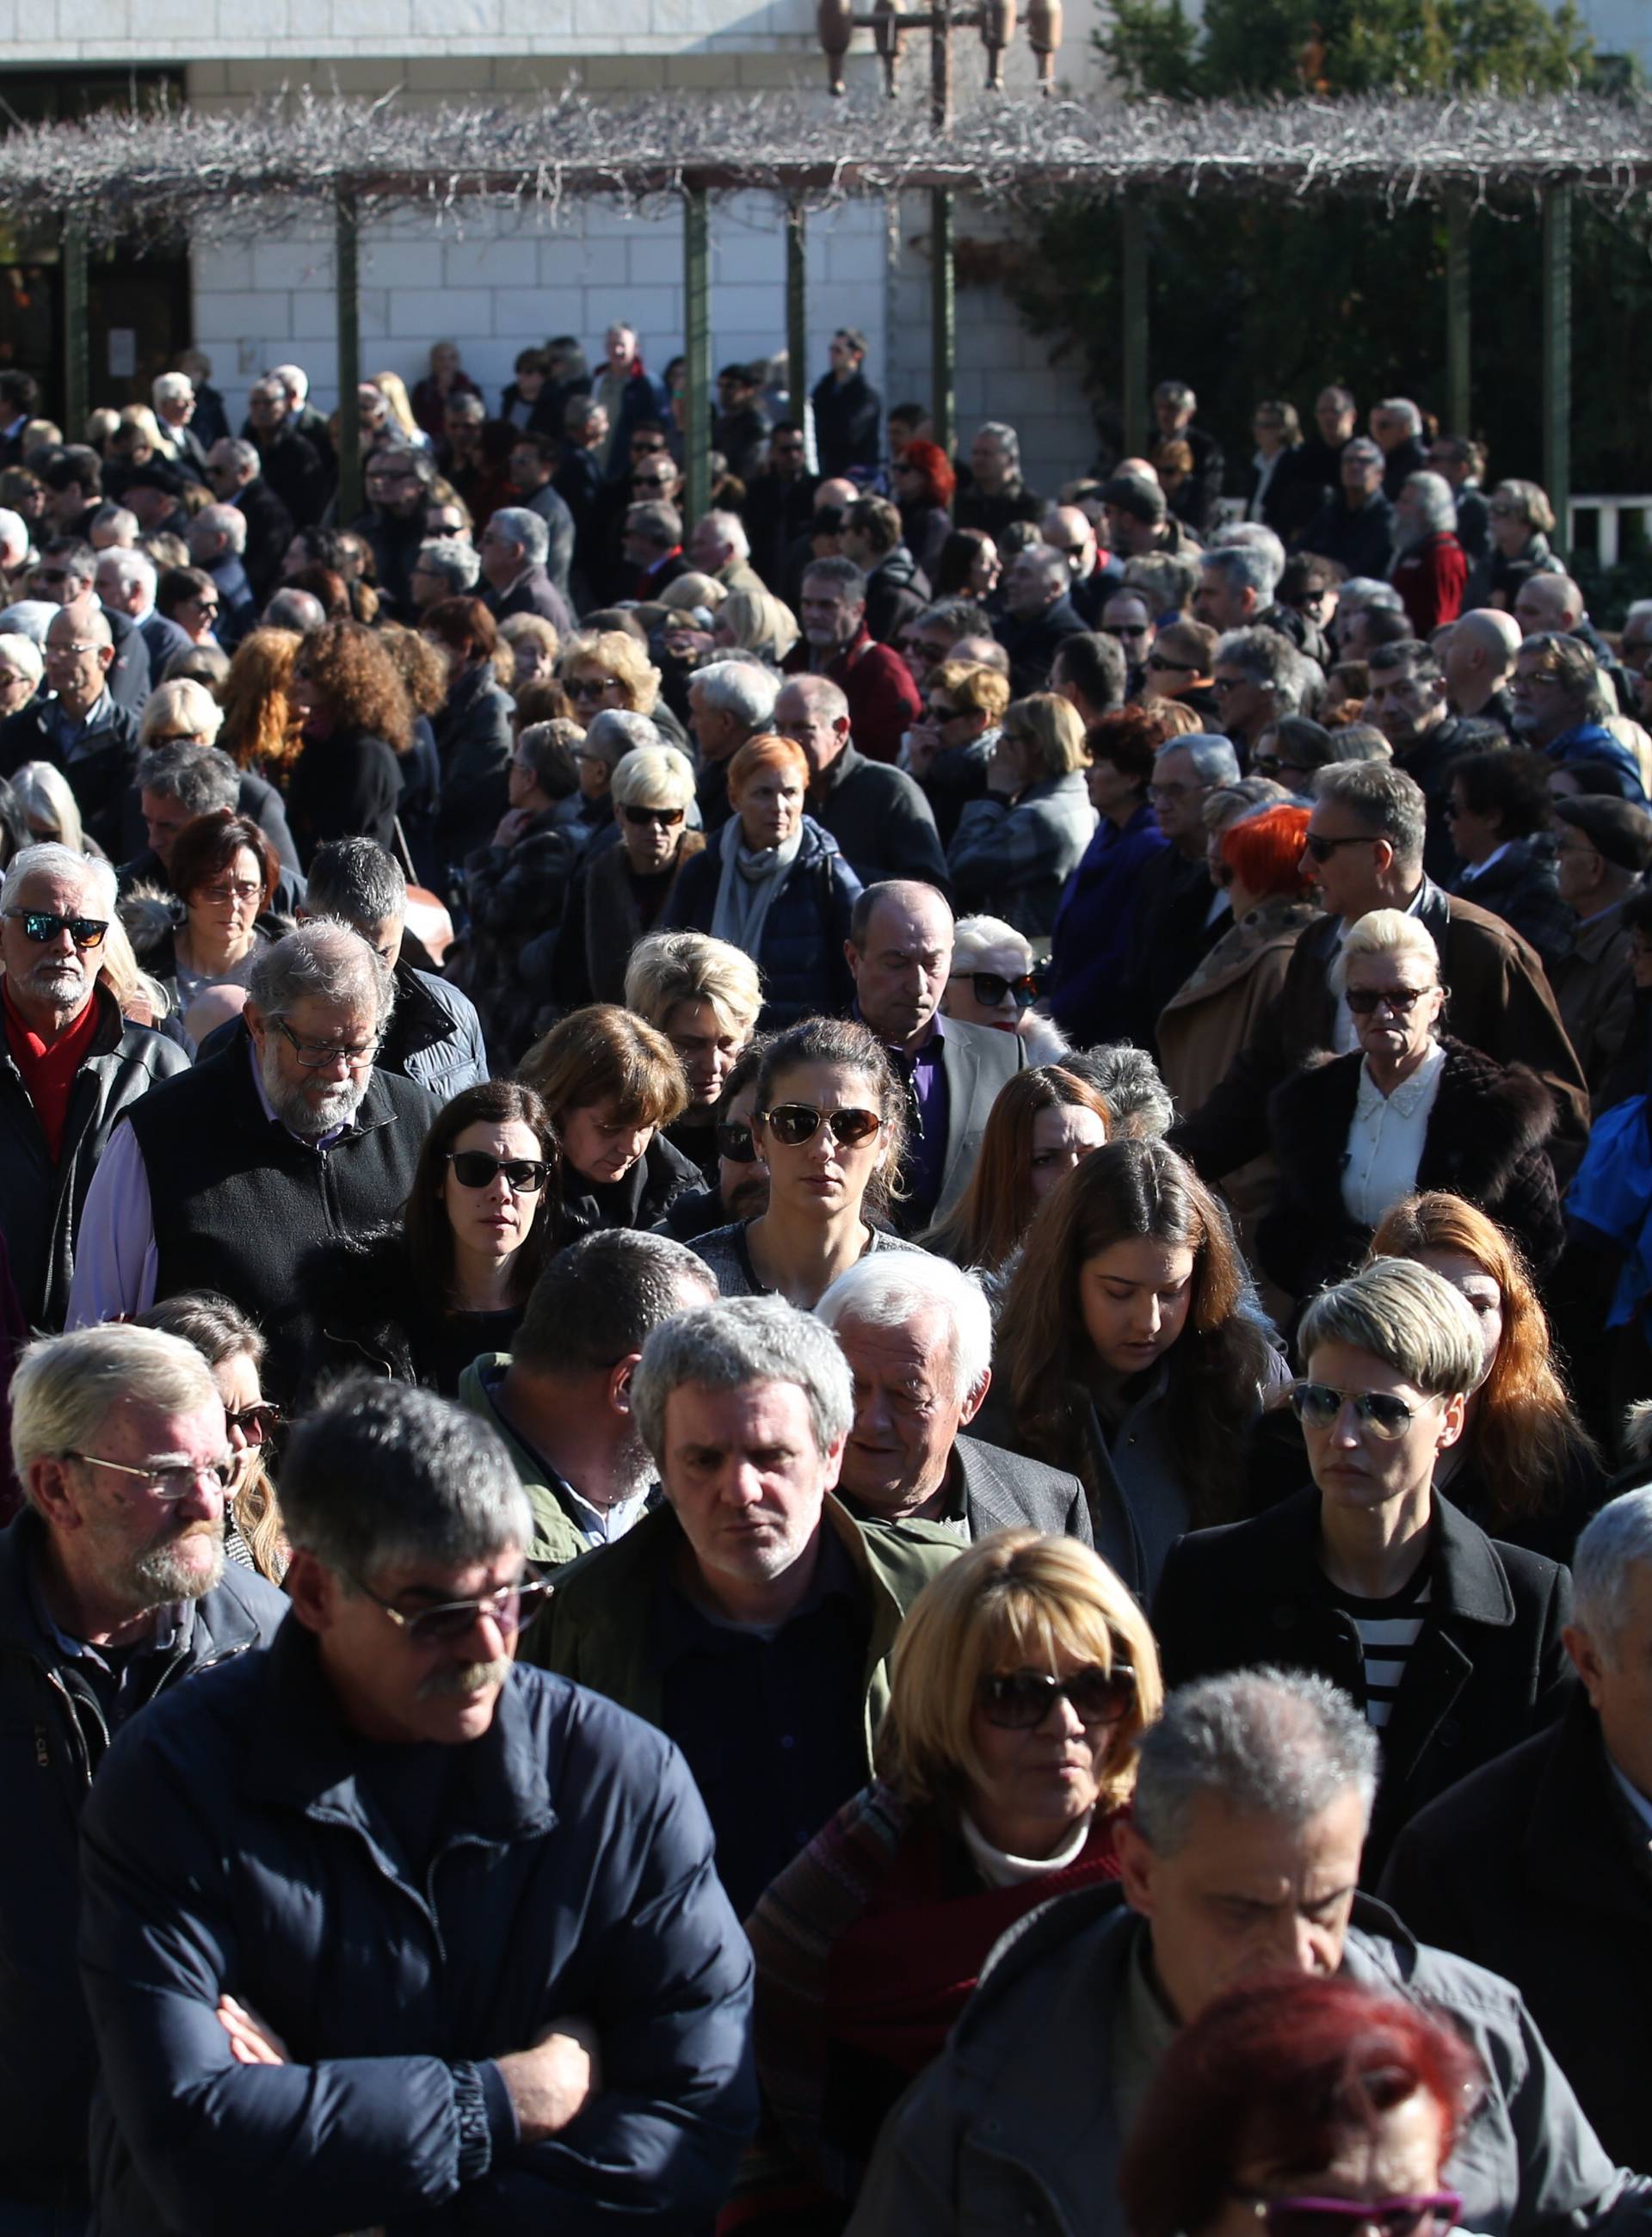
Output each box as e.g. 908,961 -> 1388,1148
1100,473 -> 1167,526
1554,794 -> 1652,874
123,460 -> 186,496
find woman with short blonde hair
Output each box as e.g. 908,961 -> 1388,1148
747,1527 -> 1160,2214
558,628 -> 661,718
714,587 -> 800,665
550,746 -> 706,1010
137,677 -> 225,751
10,762 -> 88,853
947,690 -> 1096,946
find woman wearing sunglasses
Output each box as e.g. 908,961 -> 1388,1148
519,1003 -> 700,1236
1258,909 -> 1563,1311
549,745 -> 705,1009
927,1064 -> 1111,1279
1121,1973 -> 1481,2237
746,1529 -> 1160,2226
689,1018 -> 919,1305
1153,1256 -> 1573,1881
940,913 -> 1068,1063
135,1292 -> 289,1583
301,1081 -> 559,1399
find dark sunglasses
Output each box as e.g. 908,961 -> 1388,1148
1241,2195 -> 1462,2237
1146,652 -> 1194,672
1303,832 -> 1378,863
714,1121 -> 761,1164
225,1401 -> 282,1442
565,676 -> 613,700
1289,1383 -> 1424,1439
969,969 -> 1037,1010
349,1573 -> 553,1648
977,1664 -> 1136,1730
1345,985 -> 1433,1016
1106,623 -> 1151,640
621,804 -> 684,829
4,909 -> 108,949
760,1103 -> 883,1149
446,1150 -> 551,1193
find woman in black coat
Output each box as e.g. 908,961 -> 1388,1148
518,1003 -> 700,1236
1153,1257 -> 1573,1882
422,595 -> 516,872
285,619 -> 407,866
1258,907 -> 1563,1308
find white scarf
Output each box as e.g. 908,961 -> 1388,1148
711,813 -> 804,958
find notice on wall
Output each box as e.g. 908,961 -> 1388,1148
108,328 -> 137,378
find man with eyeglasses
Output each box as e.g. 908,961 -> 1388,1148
0,599 -> 143,855
0,1322 -> 286,2228
1509,632 -> 1647,801
0,844 -> 187,1331
69,921 -> 435,1404
351,447 -> 435,618
77,1376 -> 755,2235
775,674 -> 946,890
849,1665 -> 1652,2237
526,1295 -> 959,1918
459,1229 -> 716,1567
22,534 -> 151,712
476,505 -> 574,637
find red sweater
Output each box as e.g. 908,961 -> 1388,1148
1394,531 -> 1468,636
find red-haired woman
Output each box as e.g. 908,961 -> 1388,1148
892,438 -> 956,580
1157,798 -> 1319,1277
421,594 -> 516,869
1120,1973 -> 1482,2237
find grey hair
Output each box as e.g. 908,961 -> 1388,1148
584,709 -> 661,766
632,1295 -> 854,1470
1,841 -> 116,917
1057,1044 -> 1174,1138
446,391 -> 487,423
12,1324 -> 218,1488
416,536 -> 480,595
700,508 -> 750,561
1298,1257 -> 1482,1397
89,504 -> 139,546
0,509 -> 28,559
612,743 -> 697,812
1340,578 -> 1404,615
247,919 -> 395,1032
1213,521 -> 1287,576
269,362 -> 310,403
816,1253 -> 993,1405
195,504 -> 247,556
951,913 -> 1031,971
489,507 -> 549,567
0,632 -> 44,687
212,437 -> 260,478
627,501 -> 683,548
1215,626 -> 1304,713
976,420 -> 1021,467
1159,732 -> 1240,786
801,556 -> 868,603
1378,397 -> 1423,435
11,764 -> 85,853
1202,542 -> 1282,603
1132,1669 -> 1380,1854
97,548 -> 156,599
1314,761 -> 1428,872
304,838 -> 407,934
1328,906 -> 1440,996
1202,776 -> 1290,831
265,589 -> 326,635
1154,379 -> 1195,411
134,736 -> 235,807
1402,471 -> 1457,534
692,660 -> 780,731
780,673 -> 850,725
280,1377 -> 532,1577
1573,1489 -> 1652,1661
151,371 -> 193,409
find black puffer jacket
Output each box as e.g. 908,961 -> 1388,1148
296,1223 -> 525,1402
454,816 -> 579,1069
560,1132 -> 702,1239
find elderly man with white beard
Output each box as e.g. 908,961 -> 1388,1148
67,921 -> 436,1403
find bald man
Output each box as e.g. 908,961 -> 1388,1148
1043,502 -> 1120,625
0,598 -> 141,854
1516,572 -> 1637,717
1445,607 -> 1523,730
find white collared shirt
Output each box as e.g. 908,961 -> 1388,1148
1341,1039 -> 1447,1226
1456,842 -> 1513,884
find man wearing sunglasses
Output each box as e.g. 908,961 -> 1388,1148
527,1297 -> 959,1919
1171,761 -> 1588,1186
77,1377 -> 755,2235
0,1325 -> 286,2228
69,921 -> 435,1406
459,1229 -> 717,1568
0,844 -> 187,1330
850,1668 -> 1652,2237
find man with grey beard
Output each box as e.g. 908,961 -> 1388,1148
76,1378 -> 755,2234
67,920 -> 435,1402
0,1323 -> 286,2222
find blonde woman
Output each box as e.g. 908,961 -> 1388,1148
558,627 -> 662,719
551,744 -> 705,1008
748,1528 -> 1160,2215
713,586 -> 800,666
946,691 -> 1096,946
136,677 -> 224,752
10,762 -> 89,854
625,928 -> 762,1179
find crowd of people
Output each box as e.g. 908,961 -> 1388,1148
2,321 -> 1652,2235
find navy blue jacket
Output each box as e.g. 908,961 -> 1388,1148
1045,801 -> 1168,1046
78,1620 -> 755,2235
664,815 -> 862,1027
0,1509 -> 286,2208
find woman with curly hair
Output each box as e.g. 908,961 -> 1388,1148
987,1137 -> 1282,1596
1369,1191 -> 1604,1562
926,1064 -> 1111,1277
420,595 -> 516,868
218,628 -> 305,780
558,627 -> 663,720
284,619 -> 410,864
892,437 -> 957,579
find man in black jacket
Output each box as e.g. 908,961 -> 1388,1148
995,545 -> 1088,697
776,675 -> 946,891
1125,733 -> 1238,1055
26,535 -> 150,712
817,1251 -> 1094,1544
0,601 -> 142,854
843,496 -> 930,647
0,1322 -> 286,2224
66,921 -> 435,1404
241,373 -> 326,527
1380,1488 -> 1652,2174
811,327 -> 882,480
0,846 -> 188,1328
1301,437 -> 1398,583
1365,636 -> 1495,884
203,436 -> 294,606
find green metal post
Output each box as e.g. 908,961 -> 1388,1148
61,224 -> 89,437
1542,184 -> 1573,558
335,190 -> 363,525
1120,198 -> 1148,453
1446,195 -> 1471,437
786,200 -> 807,430
931,187 -> 956,457
684,182 -> 712,527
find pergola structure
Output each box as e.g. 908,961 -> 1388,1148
4,84 -> 1649,531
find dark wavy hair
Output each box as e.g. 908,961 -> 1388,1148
291,619 -> 413,753
402,1079 -> 561,1315
996,1137 -> 1271,1522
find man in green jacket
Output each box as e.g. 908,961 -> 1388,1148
523,1294 -> 959,1914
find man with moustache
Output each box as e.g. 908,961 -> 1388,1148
0,1324 -> 286,2227
76,1378 -> 755,2234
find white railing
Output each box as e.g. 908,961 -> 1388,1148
1569,496 -> 1652,570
